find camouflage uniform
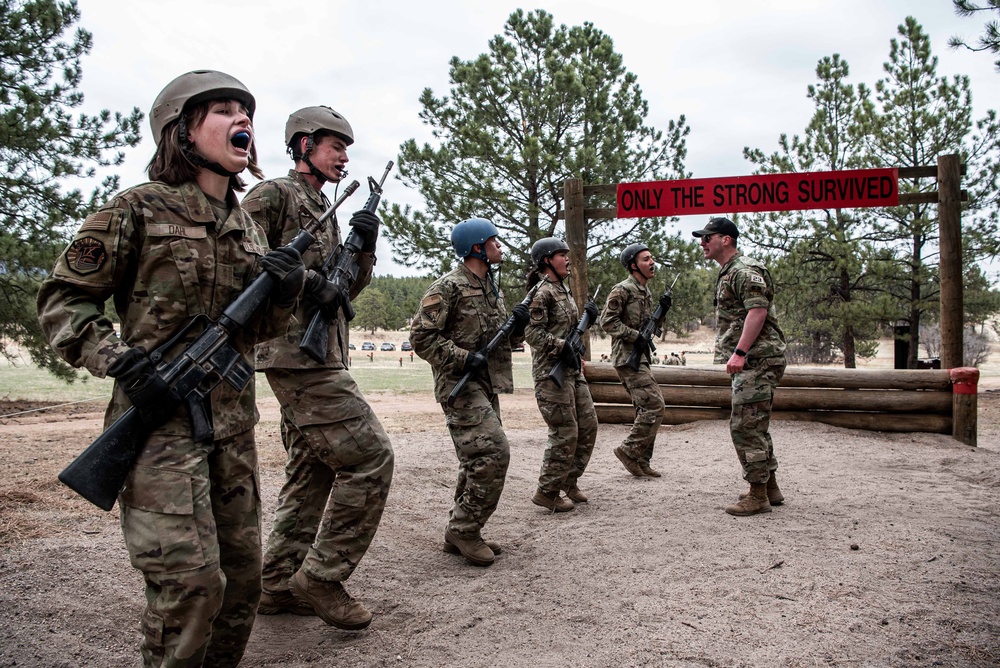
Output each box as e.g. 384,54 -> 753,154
36,180 -> 294,667
410,265 -> 516,538
600,275 -> 666,467
524,276 -> 598,496
714,251 -> 787,483
242,171 -> 393,590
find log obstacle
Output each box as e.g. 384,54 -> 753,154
583,363 -> 979,446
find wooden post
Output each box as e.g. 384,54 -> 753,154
938,154 -> 963,368
950,367 -> 978,446
564,178 -> 590,354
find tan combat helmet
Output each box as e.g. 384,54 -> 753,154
284,106 -> 354,148
149,70 -> 256,146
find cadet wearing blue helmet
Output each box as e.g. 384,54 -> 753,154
410,218 -> 529,567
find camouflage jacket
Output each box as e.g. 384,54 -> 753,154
36,180 -> 293,439
600,275 -> 659,367
524,275 -> 580,382
714,251 -> 786,362
410,264 -> 517,402
243,170 -> 374,370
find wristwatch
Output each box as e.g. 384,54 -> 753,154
734,348 -> 747,357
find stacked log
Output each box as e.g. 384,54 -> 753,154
583,363 -> 978,445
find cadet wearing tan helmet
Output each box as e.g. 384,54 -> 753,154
242,106 -> 393,629
37,70 -> 305,666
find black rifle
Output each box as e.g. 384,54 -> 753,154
299,162 -> 393,363
624,273 -> 679,372
57,230 -> 316,511
547,285 -> 602,388
446,282 -> 542,408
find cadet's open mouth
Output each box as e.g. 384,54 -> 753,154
231,131 -> 251,150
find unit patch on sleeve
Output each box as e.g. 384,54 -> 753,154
65,237 -> 108,275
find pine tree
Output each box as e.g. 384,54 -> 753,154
1,0 -> 142,378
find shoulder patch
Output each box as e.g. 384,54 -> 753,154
64,237 -> 107,275
79,210 -> 113,232
749,273 -> 766,285
421,294 -> 442,309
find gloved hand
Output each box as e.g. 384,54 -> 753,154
634,331 -> 653,355
360,224 -> 378,253
658,293 -> 673,312
303,270 -> 343,320
107,347 -> 175,427
510,302 -> 530,338
560,333 -> 584,370
261,246 -> 305,308
463,349 -> 488,376
583,300 -> 599,324
349,209 -> 380,244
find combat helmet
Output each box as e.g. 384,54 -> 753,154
149,70 -> 255,146
530,237 -> 570,266
285,106 -> 354,147
620,243 -> 650,271
451,218 -> 499,261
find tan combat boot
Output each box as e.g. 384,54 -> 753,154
289,570 -> 373,630
444,528 -> 496,567
726,482 -> 772,516
443,532 -> 502,555
639,463 -> 662,478
532,489 -> 575,512
259,579 -> 315,616
738,474 -> 784,506
565,486 -> 588,503
614,446 -> 645,477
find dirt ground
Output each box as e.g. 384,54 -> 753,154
2,336 -> 1000,667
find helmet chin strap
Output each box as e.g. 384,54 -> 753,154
301,135 -> 342,184
179,117 -> 242,178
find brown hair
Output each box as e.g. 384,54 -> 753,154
146,100 -> 263,191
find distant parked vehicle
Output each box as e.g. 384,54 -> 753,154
380,342 -> 396,351
361,341 -> 375,351
348,343 -> 356,350
400,340 -> 413,351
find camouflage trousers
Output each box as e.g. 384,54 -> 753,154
119,427 -> 261,668
263,368 -> 394,585
534,372 -> 599,495
730,357 -> 786,483
615,364 -> 665,465
441,386 -> 510,537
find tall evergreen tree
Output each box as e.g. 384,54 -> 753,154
744,55 -> 887,367
382,9 -> 689,278
1,0 -> 142,378
950,0 -> 1000,72
859,16 -> 1000,367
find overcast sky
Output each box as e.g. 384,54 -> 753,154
73,0 -> 1000,277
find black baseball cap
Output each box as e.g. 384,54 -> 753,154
692,217 -> 739,239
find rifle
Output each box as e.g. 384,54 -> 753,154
57,230 -> 316,511
446,281 -> 542,408
624,273 -> 680,372
547,285 -> 602,389
299,161 -> 393,363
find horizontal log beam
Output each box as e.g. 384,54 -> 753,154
594,404 -> 952,434
587,382 -> 952,413
584,362 -> 951,391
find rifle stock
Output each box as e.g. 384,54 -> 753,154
300,163 -> 392,363
446,282 -> 541,408
57,229 -> 316,511
547,285 -> 601,388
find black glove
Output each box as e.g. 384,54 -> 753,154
463,349 -> 488,376
261,246 -> 305,308
560,333 -> 584,370
360,224 -> 378,253
107,347 -> 175,428
658,293 -> 672,312
349,209 -> 380,248
510,302 -> 530,338
634,332 -> 653,355
303,270 -> 343,320
583,300 -> 599,324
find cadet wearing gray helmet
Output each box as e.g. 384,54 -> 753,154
524,237 -> 599,511
600,242 -> 670,478
242,106 -> 393,629
37,70 -> 305,667
410,218 -> 529,567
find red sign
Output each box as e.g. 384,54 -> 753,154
616,168 -> 899,218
